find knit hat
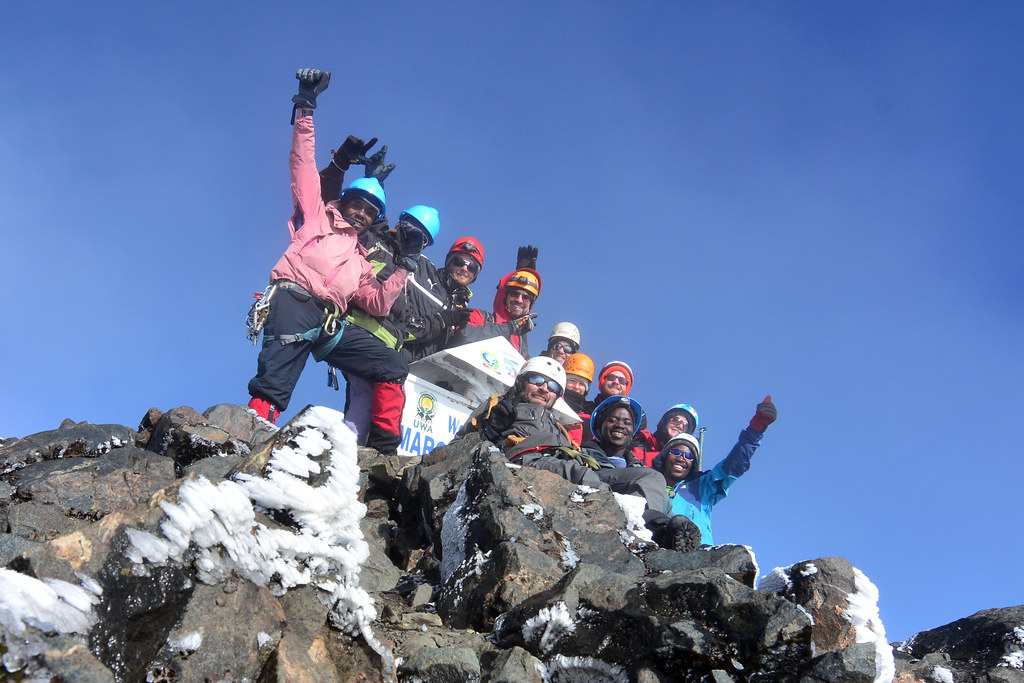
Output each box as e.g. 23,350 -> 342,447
598,361 -> 633,395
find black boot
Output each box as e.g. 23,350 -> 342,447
366,423 -> 402,456
650,515 -> 702,552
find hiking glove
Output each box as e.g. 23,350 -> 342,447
292,69 -> 330,109
437,307 -> 472,331
395,221 -> 425,271
513,314 -> 537,333
364,145 -> 396,182
291,69 -> 330,123
331,135 -> 377,170
481,386 -> 522,443
516,245 -> 539,270
749,395 -> 777,432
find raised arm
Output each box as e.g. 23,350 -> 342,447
288,69 -> 330,235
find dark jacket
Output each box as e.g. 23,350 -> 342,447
459,395 -> 574,459
401,258 -> 473,362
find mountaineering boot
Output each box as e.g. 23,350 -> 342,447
246,397 -> 279,428
652,515 -> 702,552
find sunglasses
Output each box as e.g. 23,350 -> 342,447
507,289 -> 535,302
667,415 -> 689,427
548,341 -> 577,354
524,373 -> 562,396
603,373 -> 628,385
667,448 -> 695,461
448,255 -> 480,274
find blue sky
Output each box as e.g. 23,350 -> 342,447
2,3 -> 1021,642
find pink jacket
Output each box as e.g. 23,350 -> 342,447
270,112 -> 406,316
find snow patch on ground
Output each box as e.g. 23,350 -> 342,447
612,492 -> 652,543
757,564 -> 793,594
542,654 -> 627,682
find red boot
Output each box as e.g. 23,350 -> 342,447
246,397 -> 279,426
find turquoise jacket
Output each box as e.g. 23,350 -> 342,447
657,427 -> 763,545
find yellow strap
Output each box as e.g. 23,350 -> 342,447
344,308 -> 400,349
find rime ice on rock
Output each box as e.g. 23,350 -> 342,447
844,567 -> 895,683
0,568 -> 101,636
124,406 -> 394,679
523,601 -> 576,654
543,654 -> 628,682
612,492 -> 653,543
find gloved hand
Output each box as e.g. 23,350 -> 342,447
512,314 -> 537,333
292,69 -> 330,109
437,307 -> 472,330
481,385 -> 522,443
395,221 -> 426,271
749,395 -> 777,432
331,135 -> 378,171
364,145 -> 396,182
516,245 -> 539,270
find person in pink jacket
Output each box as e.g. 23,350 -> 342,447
246,69 -> 425,454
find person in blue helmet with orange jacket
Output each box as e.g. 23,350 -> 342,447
651,396 -> 777,545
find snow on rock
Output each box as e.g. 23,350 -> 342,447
126,406 -> 380,655
167,627 -> 203,655
542,654 -> 628,682
523,601 -> 576,654
0,568 -> 100,636
999,625 -> 1024,669
612,492 -> 653,543
844,567 -> 895,683
757,564 -> 794,593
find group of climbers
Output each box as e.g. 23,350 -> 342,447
242,68 -> 779,549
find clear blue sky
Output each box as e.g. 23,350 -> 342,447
2,2 -> 1021,643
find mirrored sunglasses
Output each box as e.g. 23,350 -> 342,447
548,341 -> 577,354
667,448 -> 695,461
603,373 -> 628,385
525,373 -> 562,396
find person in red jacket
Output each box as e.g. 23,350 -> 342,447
245,69 -> 422,455
454,258 -> 540,356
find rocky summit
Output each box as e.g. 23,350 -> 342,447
1,405 -> 1021,682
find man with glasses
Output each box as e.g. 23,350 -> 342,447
245,69 -> 423,453
540,322 -> 581,366
456,265 -> 541,356
651,396 -> 777,545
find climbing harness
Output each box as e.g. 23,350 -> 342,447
246,284 -> 278,345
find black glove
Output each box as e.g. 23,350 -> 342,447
364,145 -> 396,182
437,307 -> 472,331
516,245 -> 539,270
395,221 -> 425,271
291,69 -> 330,123
331,135 -> 378,171
481,386 -> 522,443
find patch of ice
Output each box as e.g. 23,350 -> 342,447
542,654 -> 627,682
800,563 -> 818,577
167,627 -> 203,655
559,536 -> 579,570
843,566 -> 894,683
0,568 -> 100,636
998,625 -> 1024,669
520,503 -> 544,520
930,665 -> 954,682
612,492 -> 653,543
257,631 -> 273,649
523,601 -> 576,654
757,565 -> 793,594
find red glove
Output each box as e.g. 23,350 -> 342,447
749,395 -> 777,432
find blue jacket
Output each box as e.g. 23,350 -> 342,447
663,427 -> 762,545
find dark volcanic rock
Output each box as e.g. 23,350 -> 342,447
0,419 -> 137,475
3,403 -> 1014,683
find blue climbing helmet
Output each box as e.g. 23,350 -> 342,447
667,403 -> 699,435
340,177 -> 386,218
398,205 -> 440,246
591,395 -> 643,439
